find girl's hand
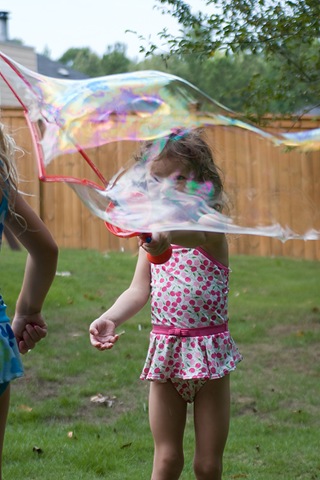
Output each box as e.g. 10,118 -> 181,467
138,232 -> 171,256
12,313 -> 48,354
89,318 -> 119,350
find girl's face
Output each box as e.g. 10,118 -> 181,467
149,157 -> 191,192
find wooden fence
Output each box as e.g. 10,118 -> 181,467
1,108 -> 320,260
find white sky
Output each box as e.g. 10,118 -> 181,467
1,0 -> 206,61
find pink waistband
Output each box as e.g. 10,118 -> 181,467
152,323 -> 228,337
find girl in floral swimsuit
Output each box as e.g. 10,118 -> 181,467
0,123 -> 58,479
90,129 -> 242,480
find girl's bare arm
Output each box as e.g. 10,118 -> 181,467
6,193 -> 58,352
89,248 -> 150,350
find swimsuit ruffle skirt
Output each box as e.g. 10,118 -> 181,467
0,192 -> 24,386
140,246 -> 242,382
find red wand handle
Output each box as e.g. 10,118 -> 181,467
140,234 -> 172,264
147,247 -> 173,264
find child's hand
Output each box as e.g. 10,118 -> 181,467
11,313 -> 48,354
139,232 -> 171,256
89,318 -> 119,350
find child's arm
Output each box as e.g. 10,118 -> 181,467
89,248 -> 151,350
5,193 -> 58,354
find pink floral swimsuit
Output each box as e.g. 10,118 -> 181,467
140,246 -> 242,402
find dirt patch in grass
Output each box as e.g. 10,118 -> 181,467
13,371 -> 149,424
241,314 -> 320,370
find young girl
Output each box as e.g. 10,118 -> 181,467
89,129 -> 242,480
0,123 -> 58,479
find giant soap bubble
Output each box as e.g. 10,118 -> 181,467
0,51 -> 319,241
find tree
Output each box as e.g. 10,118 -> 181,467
59,48 -> 103,77
100,43 -> 132,75
41,46 -> 52,59
145,0 -> 320,116
59,44 -> 132,78
136,49 -> 307,114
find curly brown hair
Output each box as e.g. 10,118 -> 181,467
135,129 -> 225,211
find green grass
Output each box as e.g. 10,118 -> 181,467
1,246 -> 320,479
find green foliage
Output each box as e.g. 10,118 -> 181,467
16,1 -> 320,116
59,47 -> 103,77
139,51 -> 270,113
100,43 -> 131,75
1,247 -> 320,479
56,42 -> 319,116
58,43 -> 134,77
147,0 -> 320,116
135,48 -> 315,115
154,0 -> 320,58
56,2 -> 320,115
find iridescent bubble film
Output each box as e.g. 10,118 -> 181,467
0,51 -> 319,241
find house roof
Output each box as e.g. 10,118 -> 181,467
37,54 -> 89,80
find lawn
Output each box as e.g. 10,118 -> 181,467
1,246 -> 320,479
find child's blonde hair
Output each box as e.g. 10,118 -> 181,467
135,129 -> 225,211
0,123 -> 19,214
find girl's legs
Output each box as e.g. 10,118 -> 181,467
0,384 -> 10,480
193,375 -> 230,480
149,381 -> 187,480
